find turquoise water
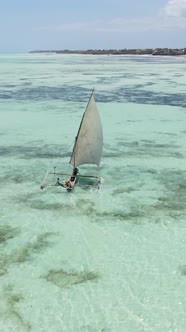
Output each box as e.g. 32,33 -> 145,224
0,53 -> 186,331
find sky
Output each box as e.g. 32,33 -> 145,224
0,0 -> 186,52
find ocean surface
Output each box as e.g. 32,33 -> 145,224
0,53 -> 186,332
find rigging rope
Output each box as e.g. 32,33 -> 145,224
50,141 -> 74,173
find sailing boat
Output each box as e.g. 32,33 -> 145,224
40,89 -> 103,191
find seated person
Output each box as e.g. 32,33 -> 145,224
55,178 -> 61,185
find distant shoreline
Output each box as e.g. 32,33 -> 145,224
29,48 -> 186,56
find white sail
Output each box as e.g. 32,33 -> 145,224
70,93 -> 103,168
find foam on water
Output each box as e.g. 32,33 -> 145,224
0,53 -> 186,331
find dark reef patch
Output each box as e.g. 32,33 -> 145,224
13,232 -> 55,263
0,232 -> 55,276
179,265 -> 186,276
77,198 -> 145,224
155,170 -> 186,216
0,225 -> 18,244
0,285 -> 31,331
113,139 -> 183,160
0,84 -> 186,107
0,143 -> 70,159
29,200 -> 70,211
0,256 -> 8,276
45,269 -> 99,288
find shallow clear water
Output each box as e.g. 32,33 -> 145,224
0,53 -> 186,331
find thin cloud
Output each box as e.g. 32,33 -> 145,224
36,16 -> 186,33
164,0 -> 186,17
35,0 -> 186,33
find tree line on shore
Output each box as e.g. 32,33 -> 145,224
30,48 -> 186,56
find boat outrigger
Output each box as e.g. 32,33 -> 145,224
40,89 -> 103,191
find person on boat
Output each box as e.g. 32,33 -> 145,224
73,168 -> 79,176
64,169 -> 79,189
66,176 -> 74,188
55,178 -> 61,186
65,179 -> 70,187
65,179 -> 73,189
70,168 -> 78,182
